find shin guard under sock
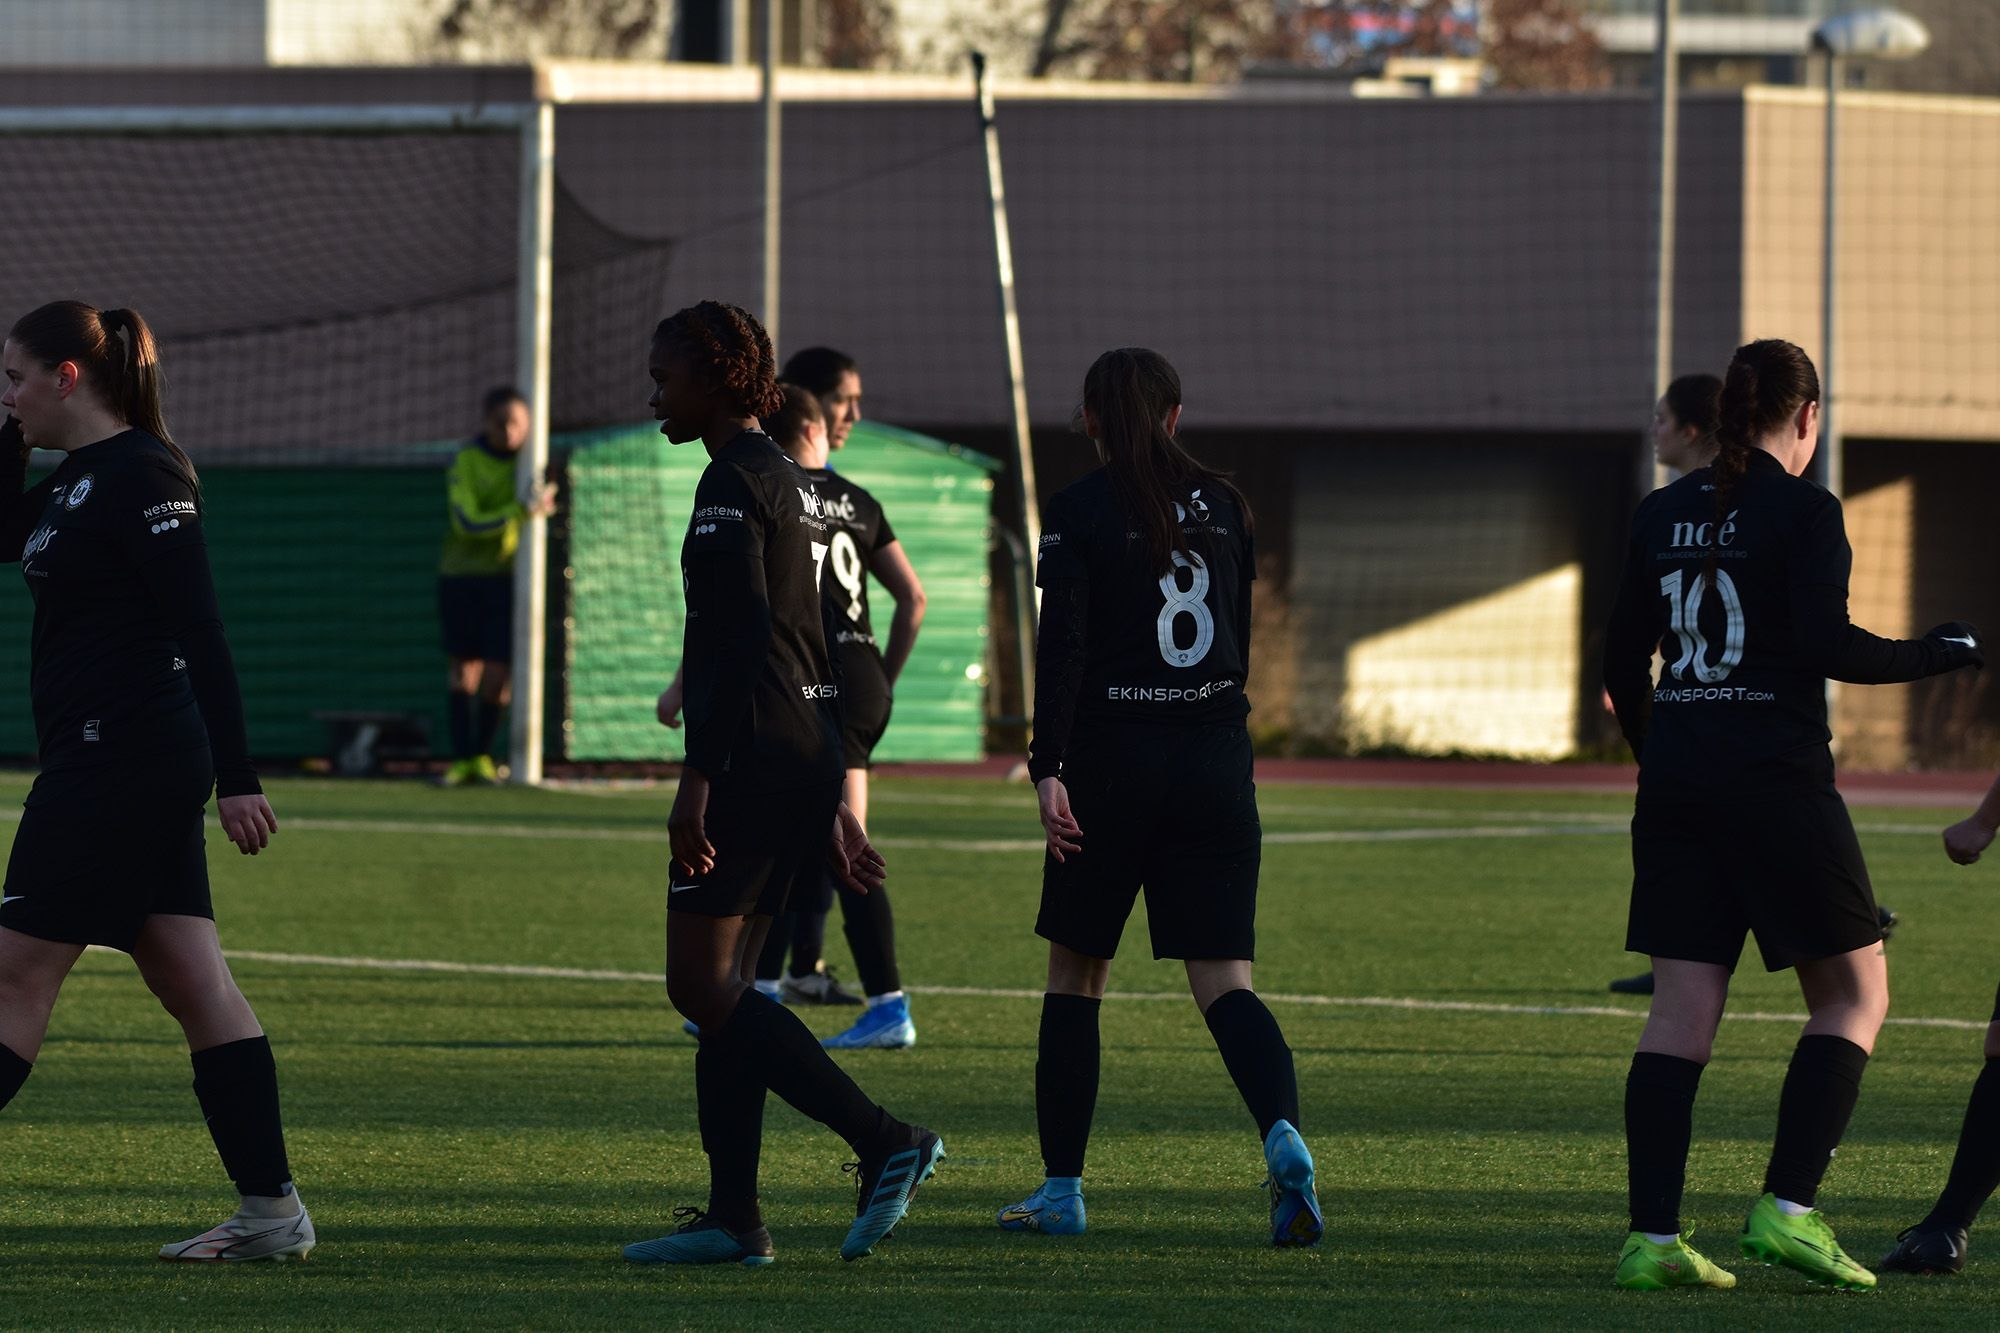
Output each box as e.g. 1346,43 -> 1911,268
190,1035 -> 294,1199
716,988 -> 896,1155
0,1043 -> 30,1113
696,1034 -> 767,1229
1926,1057 -> 2000,1232
1763,1034 -> 1869,1208
1625,1051 -> 1705,1235
1203,988 -> 1302,1139
1037,993 -> 1102,1178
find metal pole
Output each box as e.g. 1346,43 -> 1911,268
760,0 -> 782,352
510,99 -> 555,785
1646,0 -> 1680,496
1818,50 -> 1842,498
973,51 -> 1041,707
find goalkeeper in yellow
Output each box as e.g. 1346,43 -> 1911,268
437,387 -> 554,785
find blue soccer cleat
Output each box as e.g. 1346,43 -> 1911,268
1264,1120 -> 1324,1247
624,1207 -> 774,1266
997,1179 -> 1087,1235
840,1128 -> 944,1261
822,995 -> 916,1050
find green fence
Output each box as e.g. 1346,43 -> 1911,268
564,420 -> 997,763
0,422 -> 996,766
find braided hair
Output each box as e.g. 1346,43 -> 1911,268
652,301 -> 785,420
1706,339 -> 1819,584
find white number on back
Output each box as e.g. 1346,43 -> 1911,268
1659,567 -> 1745,683
829,530 -> 865,621
810,540 -> 829,590
1156,551 -> 1215,668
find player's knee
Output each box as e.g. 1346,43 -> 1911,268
0,968 -> 58,1021
665,971 -> 728,1027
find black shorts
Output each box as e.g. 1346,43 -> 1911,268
1626,786 -> 1883,973
838,646 -> 892,770
666,780 -> 842,918
2,749 -> 215,952
1037,722 -> 1260,962
438,575 -> 513,663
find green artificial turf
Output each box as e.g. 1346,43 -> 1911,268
0,772 -> 1995,1329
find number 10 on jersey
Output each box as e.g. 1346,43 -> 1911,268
1659,567 -> 1745,684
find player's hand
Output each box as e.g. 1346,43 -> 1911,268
1037,777 -> 1083,862
1944,816 -> 1996,866
668,770 -> 716,878
524,480 -> 558,519
1924,621 -> 1984,669
655,677 -> 685,729
217,794 -> 278,857
829,802 -> 886,894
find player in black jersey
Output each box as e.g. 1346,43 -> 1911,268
1876,778 -> 2000,1274
768,352 -> 927,1049
621,302 -> 941,1268
0,302 -> 310,1262
996,347 -> 1322,1248
1604,338 -> 1983,1292
1608,373 -> 1900,1000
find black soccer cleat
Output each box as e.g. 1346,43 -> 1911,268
1879,1223 -> 1968,1275
1609,971 -> 1655,996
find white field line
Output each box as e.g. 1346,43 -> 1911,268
206,947 -> 1990,1033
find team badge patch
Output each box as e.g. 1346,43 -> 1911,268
64,474 -> 94,509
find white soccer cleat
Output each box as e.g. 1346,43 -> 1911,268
159,1203 -> 316,1263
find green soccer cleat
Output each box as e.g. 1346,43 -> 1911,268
1614,1230 -> 1736,1290
1739,1193 -> 1876,1290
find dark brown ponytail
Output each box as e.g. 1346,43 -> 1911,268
1080,347 -> 1251,578
10,300 -> 196,494
1707,339 -> 1818,585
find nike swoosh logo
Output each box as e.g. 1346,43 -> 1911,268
668,883 -> 700,894
999,1206 -> 1039,1223
0,896 -> 22,906
1944,635 -> 1978,648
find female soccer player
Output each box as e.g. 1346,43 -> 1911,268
997,347 -> 1322,1247
766,350 -> 927,1049
0,301 -> 310,1261
1603,337 -> 1983,1291
624,302 -> 941,1268
1876,779 -> 2000,1274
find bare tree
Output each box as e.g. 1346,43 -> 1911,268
1045,0 -> 1309,82
822,0 -> 899,69
430,0 -> 671,60
1483,0 -> 1610,92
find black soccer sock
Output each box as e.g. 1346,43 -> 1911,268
1037,993 -> 1102,1178
791,909 -> 828,980
717,988 -> 898,1155
446,689 -> 476,760
754,913 -> 793,984
1763,1034 -> 1870,1207
190,1035 -> 294,1199
0,1043 -> 31,1112
696,1034 -> 767,1230
839,880 -> 901,997
1625,1051 -> 1705,1235
1203,989 -> 1302,1139
473,696 -> 504,756
1924,1057 -> 2000,1232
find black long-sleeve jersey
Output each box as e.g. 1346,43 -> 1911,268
679,430 -> 845,793
1028,468 -> 1253,782
805,467 -> 895,658
1604,449 -> 1972,797
0,428 -> 260,796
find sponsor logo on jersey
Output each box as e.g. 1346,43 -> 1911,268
1669,510 -> 1738,550
691,505 -> 743,523
21,524 -> 57,561
83,718 -> 101,742
64,474 -> 94,509
1038,532 -> 1062,549
149,517 -> 183,535
1106,678 -> 1239,705
173,656 -> 187,671
822,492 -> 858,522
1653,685 -> 1776,704
796,487 -> 828,520
1174,489 -> 1212,523
143,500 -> 197,520
800,683 -> 841,700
